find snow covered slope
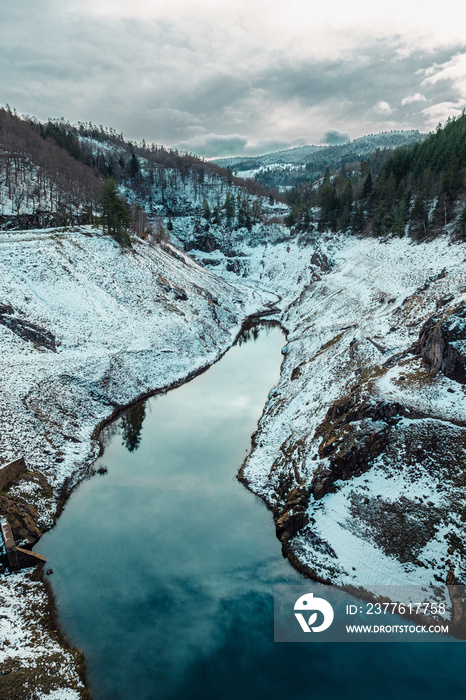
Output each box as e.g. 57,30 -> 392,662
0,228 -> 267,495
240,233 -> 466,597
0,225 -> 271,696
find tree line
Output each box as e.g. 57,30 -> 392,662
0,107 -> 280,244
285,112 -> 466,240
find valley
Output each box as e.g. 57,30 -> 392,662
2,112 -> 466,697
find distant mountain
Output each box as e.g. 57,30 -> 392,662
213,131 -> 425,190
213,144 -> 322,170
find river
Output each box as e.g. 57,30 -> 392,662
40,324 -> 466,699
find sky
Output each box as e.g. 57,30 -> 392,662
1,0 -> 466,157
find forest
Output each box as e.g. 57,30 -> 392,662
2,106 -> 466,243
0,107 -> 277,237
285,112 -> 466,239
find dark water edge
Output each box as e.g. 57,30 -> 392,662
39,324 -> 466,700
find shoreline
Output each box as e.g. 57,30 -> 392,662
0,227 -> 281,698
29,309 -> 281,699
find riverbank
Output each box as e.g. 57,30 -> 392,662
240,232 -> 466,599
0,226 -> 276,697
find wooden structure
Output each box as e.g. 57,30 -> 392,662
0,517 -> 45,571
1,517 -> 20,570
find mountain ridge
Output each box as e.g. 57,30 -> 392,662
212,130 -> 425,189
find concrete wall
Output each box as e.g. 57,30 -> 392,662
0,457 -> 26,491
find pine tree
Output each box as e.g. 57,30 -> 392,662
362,172 -> 373,199
223,193 -> 234,220
100,178 -> 131,246
129,152 -> 141,183
202,198 -> 211,220
455,206 -> 466,240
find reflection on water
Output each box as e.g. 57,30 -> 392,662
39,325 -> 466,700
40,324 -> 304,700
120,402 -> 146,453
236,318 -> 277,346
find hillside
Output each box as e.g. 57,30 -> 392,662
213,131 -> 424,190
286,113 -> 466,238
2,112 -> 466,696
0,109 -> 281,235
0,109 -> 102,228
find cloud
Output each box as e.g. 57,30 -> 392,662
421,51 -> 466,99
174,133 -> 307,158
1,3 -> 466,156
373,100 -> 393,114
244,136 -> 307,156
401,93 -> 427,105
176,133 -> 248,158
420,101 -> 465,129
322,129 -> 350,145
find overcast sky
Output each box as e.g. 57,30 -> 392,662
2,0 -> 466,157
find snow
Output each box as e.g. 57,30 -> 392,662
3,222 -> 466,688
0,224 -> 271,690
240,232 -> 466,597
0,571 -> 84,696
0,226 -> 270,485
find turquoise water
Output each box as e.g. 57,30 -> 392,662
40,325 -> 466,699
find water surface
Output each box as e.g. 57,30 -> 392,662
41,325 -> 466,699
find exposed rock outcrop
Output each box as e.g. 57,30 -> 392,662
417,304 -> 466,383
275,485 -> 310,542
310,394 -> 422,499
0,305 -> 57,352
0,495 -> 42,545
311,426 -> 390,499
0,457 -> 27,491
311,251 -> 331,271
185,233 -> 220,253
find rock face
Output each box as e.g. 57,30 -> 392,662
309,394 -> 429,499
0,470 -> 52,546
417,304 -> 466,383
0,496 -> 42,545
311,426 -> 389,500
311,251 -> 331,271
275,486 -> 310,542
185,233 -> 220,253
0,304 -> 57,352
0,494 -> 42,545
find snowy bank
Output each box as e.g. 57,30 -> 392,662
0,225 -> 271,697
